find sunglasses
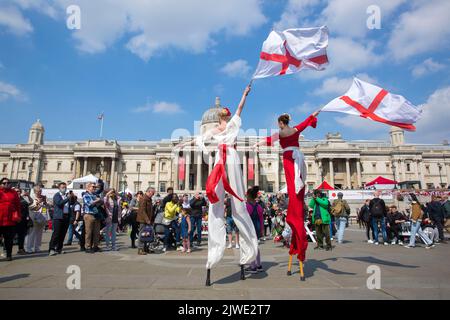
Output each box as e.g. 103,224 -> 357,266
1,182 -> 10,185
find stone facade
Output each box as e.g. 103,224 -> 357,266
1,101 -> 450,193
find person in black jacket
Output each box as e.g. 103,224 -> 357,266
162,187 -> 174,210
49,182 -> 72,256
386,205 -> 406,245
14,188 -> 32,255
189,192 -> 206,246
427,196 -> 447,243
369,191 -> 388,245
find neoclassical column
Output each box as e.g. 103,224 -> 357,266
34,158 -> 41,184
345,158 -> 351,188
274,153 -> 280,192
419,160 -> 426,189
155,158 -> 160,192
168,158 -> 173,189
329,158 -> 334,186
356,159 -> 362,187
196,151 -> 202,191
254,152 -> 260,186
208,153 -> 213,175
243,151 -> 248,190
83,157 -> 88,176
73,157 -> 78,178
8,158 -> 14,179
185,152 -> 191,191
110,158 -> 116,189
15,158 -> 20,179
414,160 -> 420,181
401,159 -> 406,181
173,155 -> 179,191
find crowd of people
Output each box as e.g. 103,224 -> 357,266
1,176 -> 449,262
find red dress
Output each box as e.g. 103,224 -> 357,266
266,115 -> 317,261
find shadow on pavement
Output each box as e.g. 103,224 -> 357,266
0,273 -> 30,284
214,262 -> 278,285
338,256 -> 419,268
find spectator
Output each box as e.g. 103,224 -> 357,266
181,194 -> 191,209
443,196 -> 450,234
82,183 -> 103,254
309,189 -> 332,251
405,194 -> 434,249
225,194 -> 239,249
359,199 -> 375,243
162,187 -> 174,210
189,192 -> 206,247
128,192 -> 143,248
331,192 -> 350,244
15,188 -> 32,255
136,187 -> 155,255
245,186 -> 263,274
104,189 -> 122,251
49,183 -> 72,256
163,193 -> 181,252
427,196 -> 447,243
369,191 -> 388,245
72,198 -> 85,251
65,194 -> 80,246
26,186 -> 48,253
386,205 -> 405,245
0,178 -> 21,261
180,207 -> 192,253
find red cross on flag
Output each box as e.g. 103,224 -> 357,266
252,26 -> 329,79
321,77 -> 422,131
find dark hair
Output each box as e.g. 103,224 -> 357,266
0,177 -> 9,184
313,189 -> 323,197
182,207 -> 191,214
278,114 -> 290,125
58,182 -> 67,187
171,193 -> 179,201
167,187 -> 174,193
247,186 -> 260,201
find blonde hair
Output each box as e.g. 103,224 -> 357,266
219,108 -> 231,120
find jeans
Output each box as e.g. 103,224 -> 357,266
371,217 -> 388,243
164,220 -> 180,248
336,217 -> 347,243
409,221 -> 432,246
104,223 -> 118,249
66,224 -> 74,244
329,216 -> 335,238
189,215 -> 203,244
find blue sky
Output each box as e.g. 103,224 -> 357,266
0,0 -> 449,144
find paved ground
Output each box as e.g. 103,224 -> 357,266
1,226 -> 449,300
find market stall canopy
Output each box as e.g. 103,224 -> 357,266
316,180 -> 334,190
365,176 -> 398,189
68,174 -> 98,189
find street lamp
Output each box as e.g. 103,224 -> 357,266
123,174 -> 128,193
438,163 -> 443,187
137,163 -> 141,191
392,162 -> 397,189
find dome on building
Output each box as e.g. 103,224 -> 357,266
28,119 -> 45,145
200,97 -> 223,134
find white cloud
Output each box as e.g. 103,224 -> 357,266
49,0 -> 266,61
0,5 -> 33,35
411,58 -> 445,78
313,73 -> 377,96
334,115 -> 386,132
132,101 -> 183,114
13,0 -> 58,19
407,86 -> 450,143
220,59 -> 251,78
388,0 -> 450,60
290,102 -> 315,115
273,0 -> 320,31
0,80 -> 26,102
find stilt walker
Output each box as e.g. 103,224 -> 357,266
176,85 -> 258,286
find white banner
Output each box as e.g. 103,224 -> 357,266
327,190 -> 393,200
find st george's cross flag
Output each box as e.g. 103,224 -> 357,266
321,78 -> 422,131
252,26 -> 329,79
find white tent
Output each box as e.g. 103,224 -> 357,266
68,174 -> 99,189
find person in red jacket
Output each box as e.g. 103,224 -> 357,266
0,178 -> 22,261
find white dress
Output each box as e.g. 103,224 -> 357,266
197,115 -> 258,269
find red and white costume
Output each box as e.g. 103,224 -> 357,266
266,115 -> 318,261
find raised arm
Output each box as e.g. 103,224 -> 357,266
235,85 -> 252,117
294,110 -> 320,133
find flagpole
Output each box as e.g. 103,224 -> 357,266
100,112 -> 104,138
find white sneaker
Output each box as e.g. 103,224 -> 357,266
235,244 -> 240,249
391,241 -> 396,245
162,247 -> 167,253
374,242 -> 379,246
177,246 -> 183,251
187,249 -> 191,253
398,241 -> 403,245
227,243 -> 232,249
367,240 -> 374,244
384,242 -> 389,246
181,247 -> 186,253
330,237 -> 334,241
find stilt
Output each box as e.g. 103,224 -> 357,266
240,265 -> 245,280
287,255 -> 293,276
205,269 -> 211,286
299,260 -> 305,281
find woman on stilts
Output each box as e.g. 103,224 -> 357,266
255,110 -> 320,280
177,85 -> 258,286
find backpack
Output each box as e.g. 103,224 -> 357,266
331,200 -> 344,217
370,199 -> 385,218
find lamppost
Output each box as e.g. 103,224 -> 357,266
392,162 -> 397,189
137,164 -> 141,191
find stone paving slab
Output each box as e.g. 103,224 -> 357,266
0,227 -> 449,299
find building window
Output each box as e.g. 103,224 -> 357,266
134,182 -> 141,192
136,162 -> 141,172
426,183 -> 434,189
267,183 -> 274,193
122,162 -> 127,172
70,162 -> 74,171
22,162 -> 26,170
151,163 -> 155,172
406,163 -> 411,172
372,163 -> 376,171
161,162 -> 166,172
385,163 -> 390,171
2,163 -> 7,173
57,162 -> 62,171
159,182 -> 166,193
426,165 -> 430,174
43,162 -> 48,171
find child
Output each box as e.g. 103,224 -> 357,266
180,208 -> 192,253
